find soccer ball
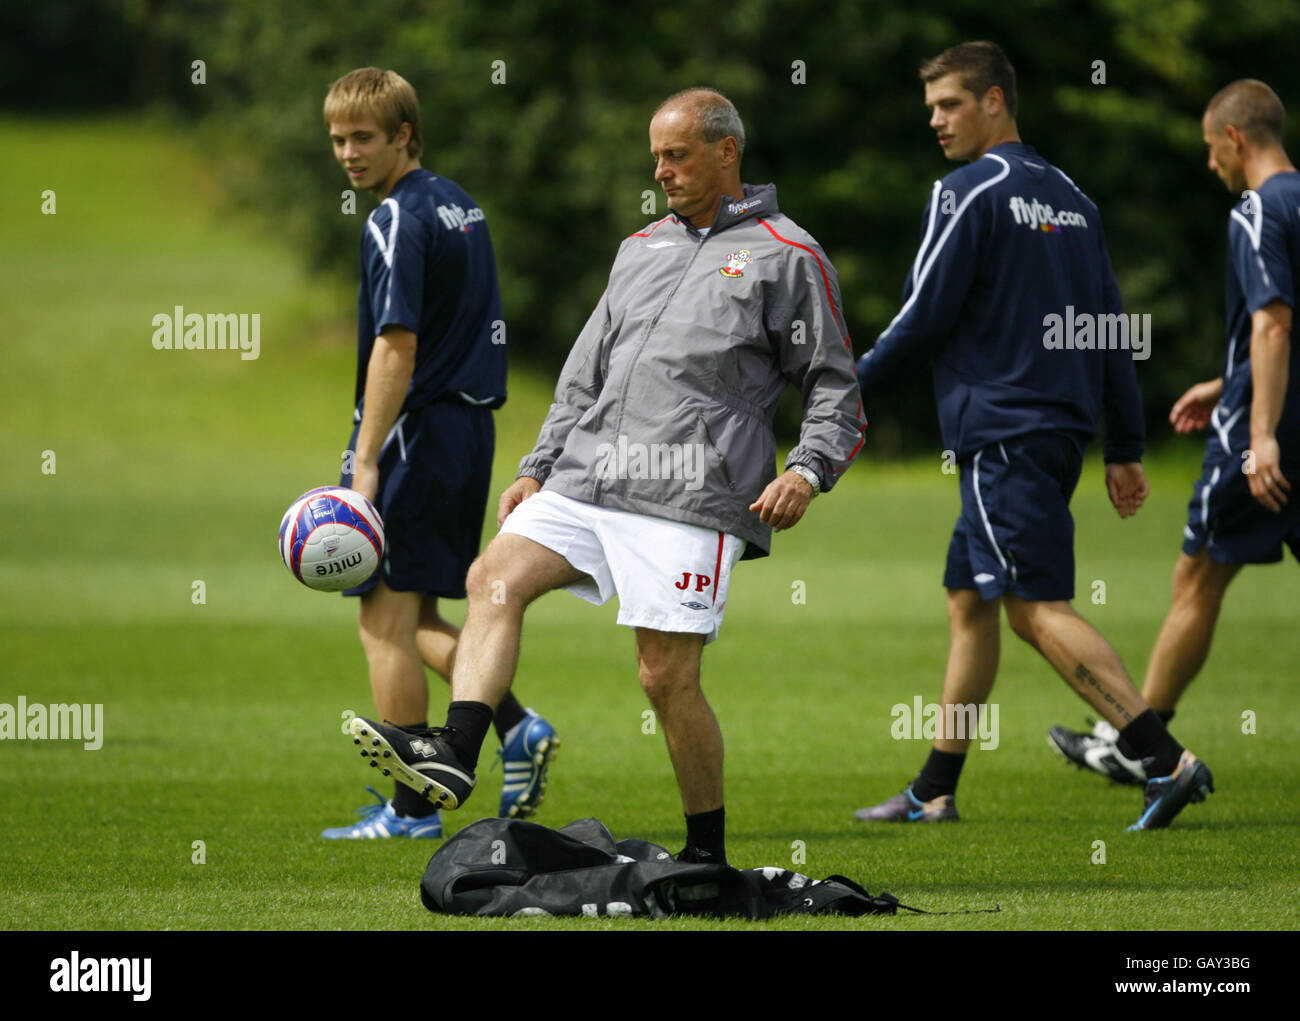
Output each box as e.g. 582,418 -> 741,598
279,486 -> 385,592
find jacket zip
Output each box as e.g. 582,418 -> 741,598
596,229 -> 707,502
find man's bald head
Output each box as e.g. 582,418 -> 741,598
653,88 -> 746,160
1205,79 -> 1286,148
649,87 -> 746,229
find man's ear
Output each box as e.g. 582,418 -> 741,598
981,85 -> 1005,118
1223,123 -> 1247,155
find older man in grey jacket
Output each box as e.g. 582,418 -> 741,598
347,88 -> 865,864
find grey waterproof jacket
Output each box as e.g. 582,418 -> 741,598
517,183 -> 866,558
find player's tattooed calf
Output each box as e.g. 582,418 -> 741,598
1073,663 -> 1134,724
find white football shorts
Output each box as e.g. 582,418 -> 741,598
498,490 -> 746,644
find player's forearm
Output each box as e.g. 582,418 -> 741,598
1249,308 -> 1291,440
1102,348 -> 1146,463
355,332 -> 417,464
790,367 -> 866,490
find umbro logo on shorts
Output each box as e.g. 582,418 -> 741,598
679,600 -> 709,611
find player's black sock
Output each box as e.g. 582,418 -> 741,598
493,692 -> 528,744
1116,709 -> 1173,760
911,748 -> 967,801
1118,710 -> 1182,777
682,807 -> 726,864
382,721 -> 439,818
392,780 -> 439,819
444,701 -> 493,770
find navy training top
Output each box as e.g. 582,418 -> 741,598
858,141 -> 1144,463
354,168 -> 507,418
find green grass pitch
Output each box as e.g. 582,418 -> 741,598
2,118 -> 1297,930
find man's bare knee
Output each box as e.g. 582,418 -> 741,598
637,646 -> 672,704
1003,596 -> 1061,645
1172,552 -> 1238,608
636,631 -> 704,706
638,662 -> 669,708
359,584 -> 418,645
1001,595 -> 1027,642
465,540 -> 534,607
947,587 -> 998,628
464,554 -> 498,603
467,534 -> 583,611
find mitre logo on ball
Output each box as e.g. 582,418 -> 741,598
278,486 -> 385,592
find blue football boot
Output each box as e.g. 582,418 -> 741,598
497,710 -> 559,819
322,786 -> 443,839
1128,750 -> 1214,831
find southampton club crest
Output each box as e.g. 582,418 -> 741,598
719,249 -> 753,277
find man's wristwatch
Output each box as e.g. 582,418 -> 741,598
788,463 -> 822,495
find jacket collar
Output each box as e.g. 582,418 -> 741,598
674,182 -> 779,235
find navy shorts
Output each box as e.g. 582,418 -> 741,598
340,400 -> 494,598
1181,435 -> 1300,565
944,433 -> 1083,602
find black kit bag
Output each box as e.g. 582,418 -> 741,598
419,817 -> 973,919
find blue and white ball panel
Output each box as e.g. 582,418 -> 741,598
279,487 -> 386,592
278,494 -> 313,565
279,486 -> 339,563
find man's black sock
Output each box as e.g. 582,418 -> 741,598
493,692 -> 528,744
392,780 -> 439,818
1116,709 -> 1173,760
384,721 -> 439,818
683,807 -> 726,864
1119,710 -> 1182,777
911,747 -> 967,801
444,701 -> 494,770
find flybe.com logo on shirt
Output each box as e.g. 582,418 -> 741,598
437,203 -> 486,232
1008,196 -> 1088,232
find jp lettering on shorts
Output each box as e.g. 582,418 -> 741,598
499,490 -> 745,643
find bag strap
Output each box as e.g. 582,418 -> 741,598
821,876 -> 1002,916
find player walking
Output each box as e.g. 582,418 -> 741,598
320,68 -> 557,839
1050,79 -> 1299,783
345,88 -> 865,863
854,42 -> 1212,830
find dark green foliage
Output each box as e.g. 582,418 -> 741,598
13,0 -> 1300,450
